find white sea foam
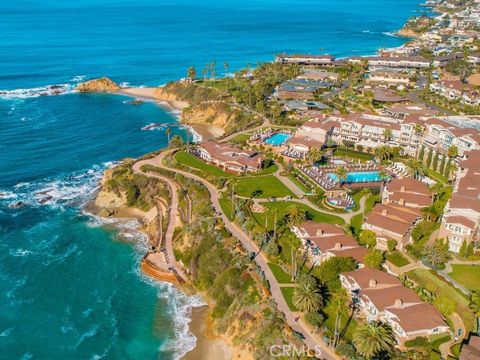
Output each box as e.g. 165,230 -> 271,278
382,31 -> 399,38
0,328 -> 13,337
71,75 -> 86,82
148,282 -> 206,360
185,125 -> 202,143
0,83 -> 76,100
141,122 -> 167,131
1,161 -> 117,209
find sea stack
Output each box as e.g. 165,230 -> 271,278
76,77 -> 120,92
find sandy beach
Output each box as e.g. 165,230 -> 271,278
117,87 -> 224,141
182,306 -> 233,360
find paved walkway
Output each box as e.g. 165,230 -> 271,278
132,160 -> 188,282
135,149 -> 340,360
439,312 -> 466,359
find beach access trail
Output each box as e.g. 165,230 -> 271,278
133,149 -> 340,360
132,160 -> 188,282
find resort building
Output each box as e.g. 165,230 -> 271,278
421,117 -> 480,160
291,221 -> 367,265
439,150 -> 480,253
275,54 -> 335,65
329,112 -> 422,156
367,56 -> 431,69
362,178 -> 429,250
340,267 -> 449,344
460,334 -> 480,360
366,70 -> 411,87
195,141 -> 264,173
274,79 -> 332,100
283,119 -> 337,158
382,178 -> 432,209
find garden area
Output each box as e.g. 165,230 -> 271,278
449,264 -> 480,292
406,268 -> 475,332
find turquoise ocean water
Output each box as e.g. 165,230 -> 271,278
0,1 -> 422,358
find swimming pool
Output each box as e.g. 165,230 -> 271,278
328,171 -> 383,183
265,132 -> 292,146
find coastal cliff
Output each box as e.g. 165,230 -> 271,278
77,77 -> 120,92
397,28 -> 419,38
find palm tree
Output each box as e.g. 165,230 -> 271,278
430,182 -> 444,203
383,129 -> 393,143
447,145 -> 458,159
293,280 -> 323,313
414,124 -> 424,137
165,128 -> 172,143
374,145 -> 393,162
307,147 -> 322,164
284,205 -> 307,227
335,166 -> 348,185
332,289 -> 350,347
352,321 -> 395,359
187,66 -> 196,82
407,158 -> 426,179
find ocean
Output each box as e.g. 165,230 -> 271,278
0,0 -> 422,358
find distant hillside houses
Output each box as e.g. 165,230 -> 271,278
275,53 -> 335,65
429,80 -> 480,107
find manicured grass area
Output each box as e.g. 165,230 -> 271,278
430,334 -> 451,360
407,269 -> 475,331
254,201 -> 344,228
228,133 -> 251,145
386,251 -> 410,267
288,173 -> 310,192
323,301 -> 358,341
235,176 -> 296,198
280,287 -> 298,311
219,197 -> 234,220
253,163 -> 278,176
268,263 -> 293,284
449,265 -> 480,292
333,148 -> 374,161
426,168 -> 449,184
174,151 -> 233,177
349,193 -> 378,236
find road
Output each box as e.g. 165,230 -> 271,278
134,149 -> 340,360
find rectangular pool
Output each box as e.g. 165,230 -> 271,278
265,132 -> 292,146
328,171 -> 382,183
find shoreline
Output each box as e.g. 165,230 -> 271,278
116,87 -> 221,141
182,306 -> 233,360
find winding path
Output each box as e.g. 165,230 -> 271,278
132,160 -> 188,282
134,149 -> 340,360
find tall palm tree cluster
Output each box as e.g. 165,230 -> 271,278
352,321 -> 396,358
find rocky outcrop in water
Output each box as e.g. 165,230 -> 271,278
76,77 -> 120,92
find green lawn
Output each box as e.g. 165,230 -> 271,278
288,173 -> 310,192
228,133 -> 251,145
280,287 -> 298,311
407,269 -> 475,331
386,251 -> 410,267
268,263 -> 293,284
235,176 -> 296,198
426,168 -> 449,184
219,197 -> 234,220
252,163 -> 279,176
449,265 -> 480,292
253,201 -> 344,229
333,148 -> 374,161
174,151 -> 233,177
